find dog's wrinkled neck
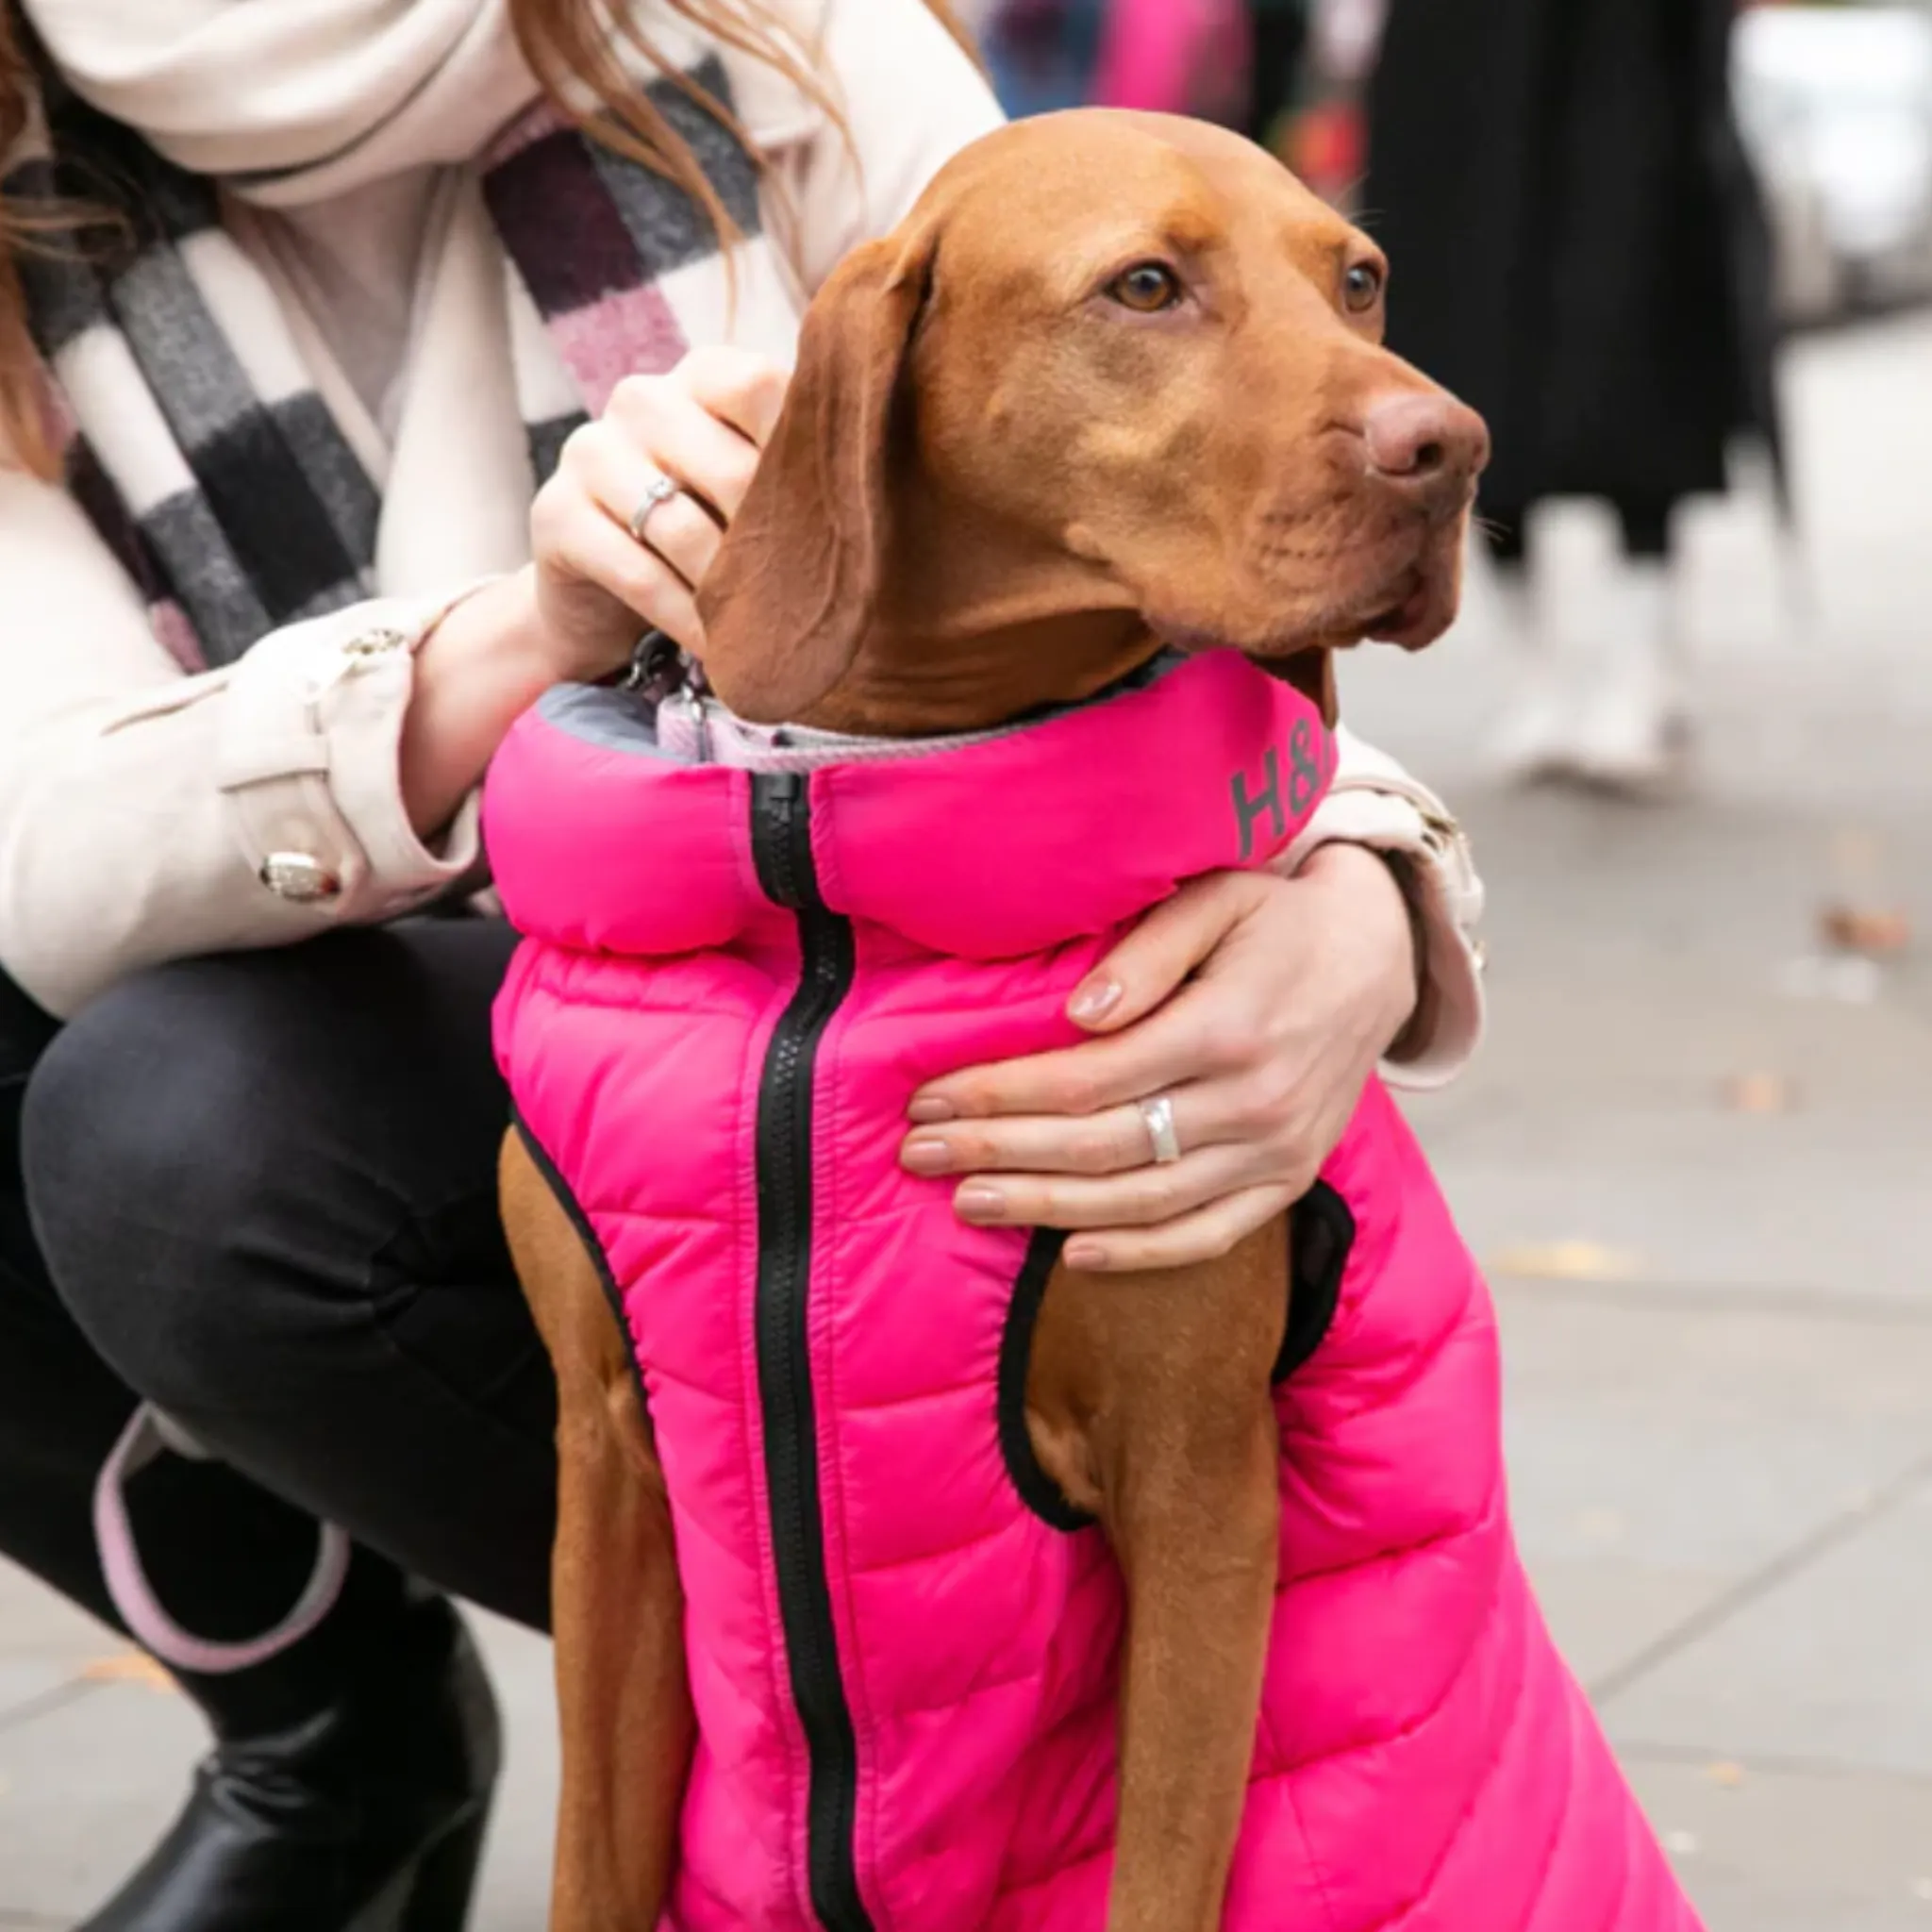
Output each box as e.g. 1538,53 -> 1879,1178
795,609 -> 1162,739
793,475 -> 1162,739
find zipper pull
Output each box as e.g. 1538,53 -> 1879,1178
753,772 -> 808,910
663,686 -> 711,764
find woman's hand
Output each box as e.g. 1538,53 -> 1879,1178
527,346 -> 790,681
399,348 -> 788,834
898,844 -> 1420,1273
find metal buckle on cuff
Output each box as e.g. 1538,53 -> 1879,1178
258,852 -> 341,904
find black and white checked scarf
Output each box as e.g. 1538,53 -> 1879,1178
6,47 -> 774,670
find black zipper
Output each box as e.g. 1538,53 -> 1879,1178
749,772 -> 871,1932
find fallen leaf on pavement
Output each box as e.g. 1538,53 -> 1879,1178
1704,1760 -> 1746,1789
79,1652 -> 178,1693
1724,1073 -> 1792,1115
1820,905 -> 1911,958
1490,1241 -> 1641,1283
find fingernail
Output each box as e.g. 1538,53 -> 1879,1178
1069,978 -> 1123,1025
957,1185 -> 1006,1224
1064,1241 -> 1106,1271
901,1137 -> 955,1176
908,1096 -> 957,1124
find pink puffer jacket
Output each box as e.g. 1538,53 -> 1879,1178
489,651 -> 1700,1932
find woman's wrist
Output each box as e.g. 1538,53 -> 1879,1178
397,568 -> 565,838
1293,841 -> 1423,1056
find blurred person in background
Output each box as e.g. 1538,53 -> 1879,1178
1363,0 -> 1782,793
982,0 -> 1308,142
1241,0 -> 1307,148
977,0 -> 1108,116
1090,0 -> 1242,120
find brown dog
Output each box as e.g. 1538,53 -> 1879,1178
502,110 -> 1487,1932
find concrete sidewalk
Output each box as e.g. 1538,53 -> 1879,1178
5,313 -> 1931,1928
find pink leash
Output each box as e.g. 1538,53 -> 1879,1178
93,1405 -> 351,1675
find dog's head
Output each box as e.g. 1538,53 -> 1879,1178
697,109 -> 1489,731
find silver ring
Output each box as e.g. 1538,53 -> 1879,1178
627,469 -> 680,544
1137,1094 -> 1183,1166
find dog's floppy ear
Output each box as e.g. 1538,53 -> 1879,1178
695,229 -> 935,724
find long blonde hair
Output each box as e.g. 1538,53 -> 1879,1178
0,0 -> 980,476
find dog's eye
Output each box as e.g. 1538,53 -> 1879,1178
1107,262 -> 1183,313
1343,261 -> 1385,313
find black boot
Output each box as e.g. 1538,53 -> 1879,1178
83,1579 -> 500,1932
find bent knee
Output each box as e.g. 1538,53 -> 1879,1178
20,958 -> 324,1389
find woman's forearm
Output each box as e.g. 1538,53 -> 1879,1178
397,568 -> 560,839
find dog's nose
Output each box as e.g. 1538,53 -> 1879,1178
1362,391 -> 1491,513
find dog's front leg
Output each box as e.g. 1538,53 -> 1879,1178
1029,1221 -> 1290,1932
501,1131 -> 693,1932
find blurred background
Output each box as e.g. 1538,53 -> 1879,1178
966,0 -> 1932,326
958,1 -> 1932,1926
2,7 -> 1927,1929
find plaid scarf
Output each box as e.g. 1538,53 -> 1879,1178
5,53 -> 769,670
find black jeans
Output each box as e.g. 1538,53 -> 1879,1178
1,921 -> 557,1684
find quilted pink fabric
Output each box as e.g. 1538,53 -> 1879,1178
490,652 -> 1699,1932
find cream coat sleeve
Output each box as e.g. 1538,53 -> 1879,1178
0,463 -> 482,1018
1286,726 -> 1486,1089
